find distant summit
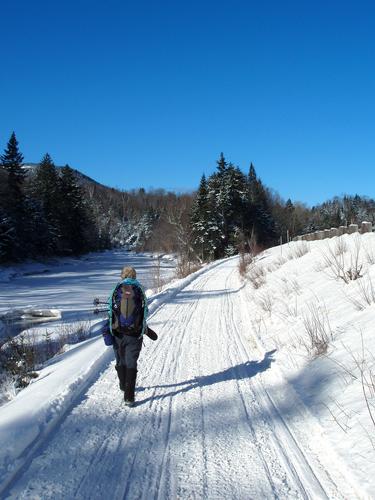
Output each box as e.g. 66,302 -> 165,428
22,163 -> 103,188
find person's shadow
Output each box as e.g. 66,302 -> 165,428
137,350 -> 276,406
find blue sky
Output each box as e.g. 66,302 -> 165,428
1,1 -> 374,206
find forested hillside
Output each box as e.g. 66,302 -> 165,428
0,133 -> 194,263
1,132 -> 375,265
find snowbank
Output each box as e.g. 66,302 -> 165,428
241,232 -> 375,494
0,337 -> 111,491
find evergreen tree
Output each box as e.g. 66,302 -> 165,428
248,163 -> 257,201
285,198 -> 295,238
220,164 -> 248,253
285,198 -> 294,212
203,154 -> 250,257
207,157 -> 230,256
191,174 -> 221,260
216,152 -> 228,175
0,132 -> 27,259
30,153 -> 61,254
226,165 -> 248,225
59,165 -> 94,254
191,175 -> 208,234
0,208 -> 15,262
1,132 -> 25,191
247,163 -> 277,247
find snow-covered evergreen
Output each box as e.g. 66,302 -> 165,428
191,154 -> 278,258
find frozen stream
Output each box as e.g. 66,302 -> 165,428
0,250 -> 175,338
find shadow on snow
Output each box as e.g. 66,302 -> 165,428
137,350 -> 276,405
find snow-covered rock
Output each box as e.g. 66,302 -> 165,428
0,308 -> 61,322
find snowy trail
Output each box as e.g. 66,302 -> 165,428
4,258 -> 361,499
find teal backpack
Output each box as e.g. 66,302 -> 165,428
108,278 -> 148,338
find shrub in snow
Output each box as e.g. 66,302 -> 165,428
364,244 -> 375,266
238,252 -> 253,277
279,277 -> 302,297
0,320 -> 92,401
302,301 -> 333,357
272,256 -> 287,270
175,258 -> 201,279
278,297 -> 299,318
286,241 -> 310,260
334,236 -> 348,257
247,263 -> 266,289
346,275 -> 375,311
0,370 -> 16,405
257,291 -> 274,315
340,334 -> 375,438
151,255 -> 172,292
1,332 -> 39,388
290,278 -> 302,295
321,236 -> 364,284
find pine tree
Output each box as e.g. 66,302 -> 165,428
216,152 -> 227,175
191,174 -> 221,260
192,154 -> 251,258
0,208 -> 15,262
0,132 -> 27,259
285,198 -> 294,210
247,163 -> 277,247
59,165 -> 94,254
30,153 -> 62,254
208,154 -> 231,255
285,198 -> 295,238
248,163 -> 257,201
1,132 -> 25,191
212,156 -> 250,255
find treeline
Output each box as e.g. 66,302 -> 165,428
2,132 -> 375,265
190,153 -> 315,259
306,195 -> 375,232
0,132 -> 194,263
190,154 -> 375,259
0,133 -> 99,262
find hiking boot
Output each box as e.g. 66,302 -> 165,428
115,365 -> 126,391
124,368 -> 137,405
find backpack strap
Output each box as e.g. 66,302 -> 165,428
107,282 -> 120,336
107,278 -> 148,337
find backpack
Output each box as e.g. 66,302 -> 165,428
108,278 -> 147,337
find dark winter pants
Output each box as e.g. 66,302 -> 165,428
113,334 -> 142,401
113,334 -> 142,369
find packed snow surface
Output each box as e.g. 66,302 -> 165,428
1,238 -> 375,498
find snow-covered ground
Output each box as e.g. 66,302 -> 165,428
0,237 -> 375,498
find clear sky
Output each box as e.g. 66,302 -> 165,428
1,0 -> 374,206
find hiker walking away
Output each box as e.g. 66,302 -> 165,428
109,266 -> 148,407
